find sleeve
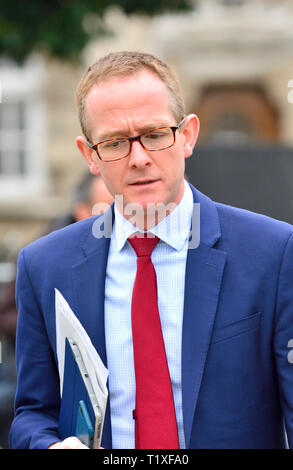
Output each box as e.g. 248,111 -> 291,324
274,232 -> 293,448
9,248 -> 62,449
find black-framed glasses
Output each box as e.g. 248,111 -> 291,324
86,117 -> 186,162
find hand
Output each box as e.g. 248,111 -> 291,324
48,436 -> 89,449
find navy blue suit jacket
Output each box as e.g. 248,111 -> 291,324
9,185 -> 293,448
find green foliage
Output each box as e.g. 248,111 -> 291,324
0,0 -> 191,63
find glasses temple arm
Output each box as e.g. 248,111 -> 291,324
177,116 -> 186,128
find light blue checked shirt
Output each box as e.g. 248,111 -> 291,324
104,181 -> 193,449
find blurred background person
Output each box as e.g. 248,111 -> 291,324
47,172 -> 113,232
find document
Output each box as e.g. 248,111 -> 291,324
55,289 -> 108,446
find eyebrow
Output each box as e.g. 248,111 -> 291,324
96,122 -> 170,142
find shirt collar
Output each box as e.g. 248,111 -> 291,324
113,180 -> 194,252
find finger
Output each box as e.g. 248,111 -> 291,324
50,436 -> 89,449
63,437 -> 89,449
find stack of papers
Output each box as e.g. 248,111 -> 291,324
55,289 -> 108,436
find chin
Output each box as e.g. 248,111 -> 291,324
137,196 -> 166,209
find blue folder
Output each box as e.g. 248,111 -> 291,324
58,337 -> 102,448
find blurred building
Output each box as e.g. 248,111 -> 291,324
1,0 -> 293,281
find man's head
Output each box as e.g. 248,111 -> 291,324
75,51 -> 186,142
75,51 -> 199,228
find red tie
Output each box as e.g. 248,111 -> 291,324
128,233 -> 180,449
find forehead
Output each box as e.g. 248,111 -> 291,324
85,70 -> 174,137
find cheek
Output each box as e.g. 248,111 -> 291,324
100,166 -> 124,196
165,153 -> 185,182
98,170 -> 114,195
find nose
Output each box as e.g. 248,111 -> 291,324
128,140 -> 152,168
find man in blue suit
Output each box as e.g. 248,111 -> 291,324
10,51 -> 293,449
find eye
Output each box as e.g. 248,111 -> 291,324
144,131 -> 169,140
102,139 -> 126,150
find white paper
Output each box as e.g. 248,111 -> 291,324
55,288 -> 108,414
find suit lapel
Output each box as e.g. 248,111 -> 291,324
71,208 -> 114,449
182,244 -> 226,448
182,186 -> 227,448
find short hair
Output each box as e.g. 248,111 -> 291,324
75,50 -> 186,140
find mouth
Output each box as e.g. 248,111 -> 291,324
130,179 -> 159,186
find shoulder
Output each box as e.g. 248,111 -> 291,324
19,216 -> 100,269
214,201 -> 293,260
215,201 -> 293,237
189,183 -> 293,250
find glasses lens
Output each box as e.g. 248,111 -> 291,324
141,128 -> 174,151
98,138 -> 130,161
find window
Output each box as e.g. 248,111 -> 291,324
196,84 -> 279,146
0,56 -> 48,199
0,101 -> 26,176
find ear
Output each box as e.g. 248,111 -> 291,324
182,114 -> 200,159
76,135 -> 101,175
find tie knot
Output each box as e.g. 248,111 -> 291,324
128,233 -> 159,257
